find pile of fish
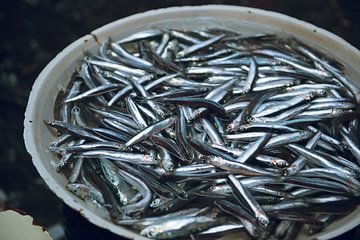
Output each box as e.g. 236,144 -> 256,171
45,27 -> 360,239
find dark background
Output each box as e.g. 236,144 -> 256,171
1,0 -> 360,239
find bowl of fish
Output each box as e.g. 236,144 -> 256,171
24,5 -> 360,240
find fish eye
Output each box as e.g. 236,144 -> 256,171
248,117 -> 255,122
71,106 -> 80,114
151,199 -> 160,206
199,155 -> 206,162
226,124 -> 234,131
147,230 -> 157,238
260,218 -> 269,227
181,191 -> 187,198
283,168 -> 291,176
167,163 -> 175,172
157,110 -> 165,117
319,90 -> 327,96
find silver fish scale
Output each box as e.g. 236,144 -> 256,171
45,27 -> 360,239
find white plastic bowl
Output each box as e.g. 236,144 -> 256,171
24,5 -> 360,240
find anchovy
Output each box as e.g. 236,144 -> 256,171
44,120 -> 105,142
250,103 -> 310,123
125,117 -> 176,147
298,168 -> 360,190
158,147 -> 175,173
100,159 -> 130,206
296,44 -> 360,103
225,132 -> 267,140
130,76 -> 166,117
150,135 -> 185,161
238,123 -> 298,133
252,91 -> 317,118
65,83 -> 122,103
262,200 -> 309,213
285,131 -> 322,175
235,133 -> 271,163
165,77 -> 218,88
228,174 -> 269,228
51,141 -> 125,153
116,29 -> 163,44
287,144 -> 354,176
198,223 -> 244,236
66,183 -> 104,204
86,58 -> 146,77
152,97 -> 227,118
80,63 -> 108,105
177,34 -> 224,57
46,27 -> 360,240
201,118 -> 224,145
60,80 -> 82,122
110,43 -> 156,72
208,156 -> 279,176
242,57 -> 257,94
265,130 -> 313,149
118,168 -> 152,216
214,199 -> 256,225
146,88 -> 207,100
341,128 -> 360,164
117,207 -> 208,229
281,176 -> 355,195
140,215 -> 221,239
68,158 -> 84,183
81,150 -> 157,165
107,74 -> 152,106
101,118 -> 138,136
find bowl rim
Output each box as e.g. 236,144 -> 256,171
24,4 -> 360,240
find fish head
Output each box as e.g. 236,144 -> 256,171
226,123 -> 236,132
317,89 -> 328,96
150,198 -> 162,208
143,154 -> 157,164
198,154 -> 210,163
48,146 -> 64,154
257,215 -> 269,228
140,225 -> 162,238
248,116 -> 262,123
154,167 -> 167,176
165,128 -> 176,139
306,91 -> 317,100
156,109 -> 166,118
43,119 -> 54,126
66,184 -> 87,199
71,105 -> 80,115
273,159 -> 288,168
283,166 -> 298,176
163,161 -> 175,172
66,184 -> 79,193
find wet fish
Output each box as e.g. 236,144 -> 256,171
46,27 -> 360,239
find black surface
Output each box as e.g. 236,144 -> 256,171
63,204 -> 124,240
1,1 -> 360,239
